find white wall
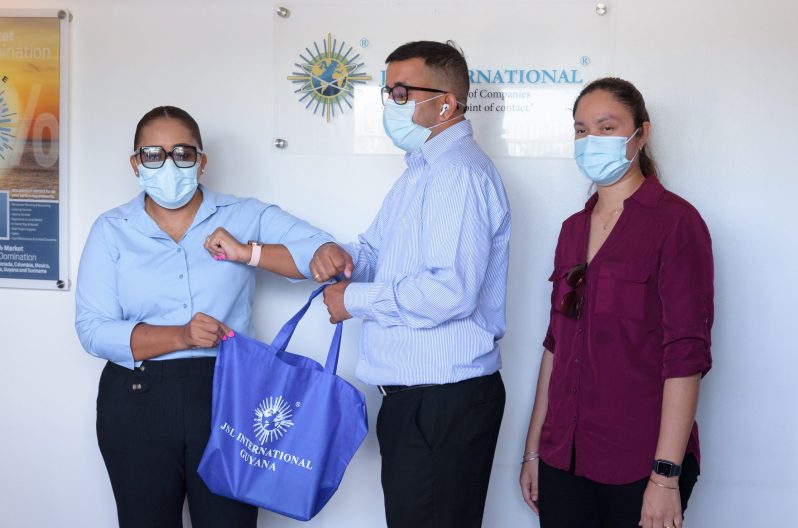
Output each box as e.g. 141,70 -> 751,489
0,0 -> 795,526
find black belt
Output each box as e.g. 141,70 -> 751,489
378,383 -> 438,396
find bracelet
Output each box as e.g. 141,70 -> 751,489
648,478 -> 678,490
524,450 -> 539,456
521,455 -> 540,464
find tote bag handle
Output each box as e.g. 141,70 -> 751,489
271,284 -> 343,375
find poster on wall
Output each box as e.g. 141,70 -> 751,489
272,2 -> 614,158
0,9 -> 70,290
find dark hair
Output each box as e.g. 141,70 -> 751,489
573,77 -> 657,177
133,106 -> 203,150
385,40 -> 470,105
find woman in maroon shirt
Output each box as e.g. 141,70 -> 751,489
519,78 -> 713,528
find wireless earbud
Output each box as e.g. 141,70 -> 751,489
439,103 -> 450,116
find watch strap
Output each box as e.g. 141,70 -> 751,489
247,242 -> 262,267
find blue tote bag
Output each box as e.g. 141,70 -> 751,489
198,285 -> 368,521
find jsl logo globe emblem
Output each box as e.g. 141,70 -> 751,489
287,33 -> 372,122
253,395 -> 295,444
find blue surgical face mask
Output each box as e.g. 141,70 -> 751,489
383,94 -> 463,152
574,128 -> 640,186
138,159 -> 199,209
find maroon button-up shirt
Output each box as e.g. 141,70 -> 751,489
541,176 -> 713,485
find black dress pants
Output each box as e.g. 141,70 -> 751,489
376,371 -> 506,528
538,453 -> 700,528
96,359 -> 257,528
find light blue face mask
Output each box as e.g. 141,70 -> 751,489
383,94 -> 462,152
574,128 -> 640,186
138,159 -> 199,209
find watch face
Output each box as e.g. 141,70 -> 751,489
655,461 -> 672,475
653,459 -> 680,477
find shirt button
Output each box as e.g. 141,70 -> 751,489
179,274 -> 184,279
176,248 -> 182,253
574,357 -> 581,363
571,387 -> 577,393
183,303 -> 188,309
577,327 -> 584,334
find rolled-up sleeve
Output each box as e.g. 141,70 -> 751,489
659,210 -> 714,379
75,219 -> 137,369
258,205 -> 334,279
543,323 -> 556,353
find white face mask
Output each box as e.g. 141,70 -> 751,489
573,128 -> 640,186
138,159 -> 198,209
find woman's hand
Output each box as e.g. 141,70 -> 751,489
639,477 -> 682,528
519,458 -> 541,514
204,227 -> 249,263
180,312 -> 233,349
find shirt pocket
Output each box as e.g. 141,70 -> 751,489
594,262 -> 652,320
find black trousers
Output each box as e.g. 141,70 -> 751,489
538,453 -> 700,528
376,371 -> 506,528
96,359 -> 257,528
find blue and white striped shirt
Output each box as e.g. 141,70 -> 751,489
344,120 -> 511,386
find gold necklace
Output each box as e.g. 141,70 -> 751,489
597,207 -> 623,231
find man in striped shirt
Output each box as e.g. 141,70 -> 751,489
322,41 -> 511,528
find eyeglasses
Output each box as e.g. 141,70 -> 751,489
133,145 -> 203,169
381,83 -> 448,105
559,263 -> 587,320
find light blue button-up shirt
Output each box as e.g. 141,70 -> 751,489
344,120 -> 511,386
75,185 -> 332,369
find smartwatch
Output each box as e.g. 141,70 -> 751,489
651,459 -> 682,478
247,241 -> 262,267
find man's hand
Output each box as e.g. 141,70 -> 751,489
323,280 -> 353,323
310,243 -> 353,283
204,227 -> 249,263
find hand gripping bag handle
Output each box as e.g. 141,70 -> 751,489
271,284 -> 343,375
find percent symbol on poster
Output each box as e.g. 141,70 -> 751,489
0,81 -> 58,170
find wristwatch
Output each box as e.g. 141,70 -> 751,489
247,241 -> 262,267
651,459 -> 682,478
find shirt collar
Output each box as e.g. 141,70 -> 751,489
583,175 -> 665,213
405,119 -> 473,166
191,185 -> 238,226
113,184 -> 238,238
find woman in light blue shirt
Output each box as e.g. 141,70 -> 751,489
75,106 -> 350,528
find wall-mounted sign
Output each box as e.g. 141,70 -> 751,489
273,2 -> 614,158
0,9 -> 70,290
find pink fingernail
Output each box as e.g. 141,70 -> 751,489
219,254 -> 227,260
228,330 -> 235,337
222,335 -> 228,341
